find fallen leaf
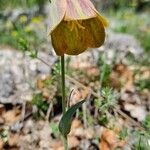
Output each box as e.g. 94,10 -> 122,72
71,119 -> 82,129
85,127 -> 95,139
99,140 -> 110,150
0,104 -> 5,115
68,136 -> 80,148
8,133 -> 19,147
101,128 -> 117,147
3,107 -> 21,124
0,139 -> 4,150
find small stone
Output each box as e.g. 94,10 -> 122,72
39,140 -> 50,149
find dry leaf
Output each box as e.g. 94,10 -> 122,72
3,107 -> 21,124
68,136 -> 80,148
0,139 -> 4,150
71,119 -> 82,129
85,127 -> 95,139
0,104 -> 5,115
99,128 -> 126,150
99,140 -> 110,150
111,64 -> 134,91
8,133 -> 19,147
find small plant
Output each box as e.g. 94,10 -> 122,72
143,115 -> 150,134
100,87 -> 117,112
95,88 -> 117,126
133,132 -> 150,150
99,55 -> 112,87
119,127 -> 128,140
49,122 -> 60,139
32,93 -> 49,118
136,79 -> 150,90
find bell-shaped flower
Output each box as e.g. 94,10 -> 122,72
48,0 -> 108,56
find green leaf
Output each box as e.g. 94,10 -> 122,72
59,100 -> 86,136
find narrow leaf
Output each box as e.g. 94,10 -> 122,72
59,100 -> 86,136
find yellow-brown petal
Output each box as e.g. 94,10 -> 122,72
51,20 -> 86,56
51,17 -> 105,56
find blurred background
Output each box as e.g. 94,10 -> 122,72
0,0 -> 150,150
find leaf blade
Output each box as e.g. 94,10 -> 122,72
59,100 -> 86,136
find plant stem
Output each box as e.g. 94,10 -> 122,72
61,55 -> 66,114
60,55 -> 68,150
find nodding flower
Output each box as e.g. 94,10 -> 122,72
48,0 -> 108,56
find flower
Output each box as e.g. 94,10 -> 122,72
48,0 -> 108,56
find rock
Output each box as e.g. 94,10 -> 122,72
80,139 -> 91,150
0,70 -> 15,98
0,104 -> 5,114
0,48 -> 56,104
39,140 -> 50,149
124,104 -> 147,121
105,32 -> 143,55
23,119 -> 34,134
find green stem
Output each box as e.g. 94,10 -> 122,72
61,55 -> 66,114
60,55 -> 68,150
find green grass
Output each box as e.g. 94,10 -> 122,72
0,0 -> 47,10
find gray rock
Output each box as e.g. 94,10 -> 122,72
0,71 -> 15,97
0,48 -> 56,104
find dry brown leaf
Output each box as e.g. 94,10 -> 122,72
3,107 -> 21,124
71,88 -> 89,104
8,133 -> 19,147
99,140 -> 110,150
99,128 -> 126,150
85,127 -> 95,139
68,136 -> 80,148
101,128 -> 117,148
49,140 -> 63,150
86,67 -> 99,76
100,129 -> 117,150
37,79 -> 45,89
111,64 -> 134,91
0,104 -> 5,115
71,119 -> 82,129
42,88 -> 50,100
0,139 -> 4,150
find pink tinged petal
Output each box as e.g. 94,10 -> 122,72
65,0 -> 97,20
78,0 -> 97,16
48,0 -> 66,34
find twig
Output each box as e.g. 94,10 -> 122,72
67,89 -> 74,109
46,102 -> 53,121
82,91 -> 92,128
37,56 -> 51,67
